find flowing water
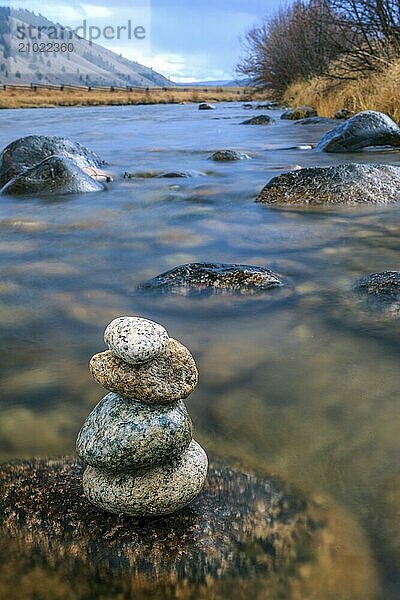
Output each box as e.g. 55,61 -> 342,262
0,103 -> 399,598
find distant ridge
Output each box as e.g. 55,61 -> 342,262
0,6 -> 173,87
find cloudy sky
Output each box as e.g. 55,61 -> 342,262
13,0 -> 282,81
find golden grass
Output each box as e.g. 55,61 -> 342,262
284,59 -> 400,122
0,86 -> 266,109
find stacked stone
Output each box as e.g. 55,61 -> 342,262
76,316 -> 208,517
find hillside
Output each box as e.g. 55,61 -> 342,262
0,7 -> 172,88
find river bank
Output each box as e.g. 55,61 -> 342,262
0,86 -> 263,110
284,59 -> 400,122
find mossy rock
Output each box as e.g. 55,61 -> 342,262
0,458 -> 377,599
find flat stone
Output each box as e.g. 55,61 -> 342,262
76,393 -> 193,472
90,338 -> 198,403
1,156 -> 104,196
123,170 -> 206,178
104,316 -> 169,365
141,262 -> 285,295
83,440 -> 208,516
317,110 -> 400,152
241,115 -> 274,125
256,163 -> 400,206
0,458 -> 377,599
209,150 -> 251,161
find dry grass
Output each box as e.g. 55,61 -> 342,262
284,59 -> 400,122
0,86 -> 266,109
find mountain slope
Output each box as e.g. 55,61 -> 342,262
0,7 -> 172,87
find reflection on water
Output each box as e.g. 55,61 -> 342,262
0,103 -> 399,597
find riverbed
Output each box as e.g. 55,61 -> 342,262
0,102 -> 399,598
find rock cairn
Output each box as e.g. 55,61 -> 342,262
76,316 -> 208,517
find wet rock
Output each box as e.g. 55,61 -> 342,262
256,163 -> 400,206
0,135 -> 106,189
141,262 -> 285,295
335,108 -> 353,120
104,316 -> 169,365
281,106 -> 317,120
318,110 -> 400,152
83,440 -> 208,516
241,115 -> 274,125
76,393 -> 192,472
198,103 -> 215,110
0,458 -> 377,599
355,271 -> 400,316
242,103 -> 253,109
1,156 -> 105,196
89,339 -> 198,403
209,150 -> 251,161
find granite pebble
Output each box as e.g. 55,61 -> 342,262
89,338 -> 198,403
76,393 -> 192,472
82,440 -> 208,516
104,316 -> 169,365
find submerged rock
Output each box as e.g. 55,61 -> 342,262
89,339 -> 198,403
76,394 -> 192,472
241,115 -> 274,125
209,150 -> 251,161
256,163 -> 400,206
123,170 -> 205,179
0,135 -> 106,189
1,156 -> 104,196
294,117 -> 337,126
141,262 -> 285,295
104,316 -> 169,365
256,102 -> 279,109
281,106 -> 317,120
355,271 -> 400,316
0,458 -> 377,599
318,110 -> 400,152
198,103 -> 215,110
84,440 -> 208,516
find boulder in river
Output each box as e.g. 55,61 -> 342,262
209,150 -> 251,161
317,110 -> 400,152
256,163 -> 400,206
355,271 -> 400,316
141,262 -> 285,295
1,156 -> 105,196
0,457 -> 378,599
280,106 -> 317,120
0,135 -> 107,189
198,103 -> 215,110
241,115 -> 274,125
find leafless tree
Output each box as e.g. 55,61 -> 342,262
328,0 -> 400,76
236,0 -> 347,94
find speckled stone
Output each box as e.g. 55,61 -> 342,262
89,338 -> 198,403
83,440 -> 208,516
104,316 -> 169,365
76,393 -> 192,472
256,163 -> 400,206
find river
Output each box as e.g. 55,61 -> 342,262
0,102 -> 399,598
